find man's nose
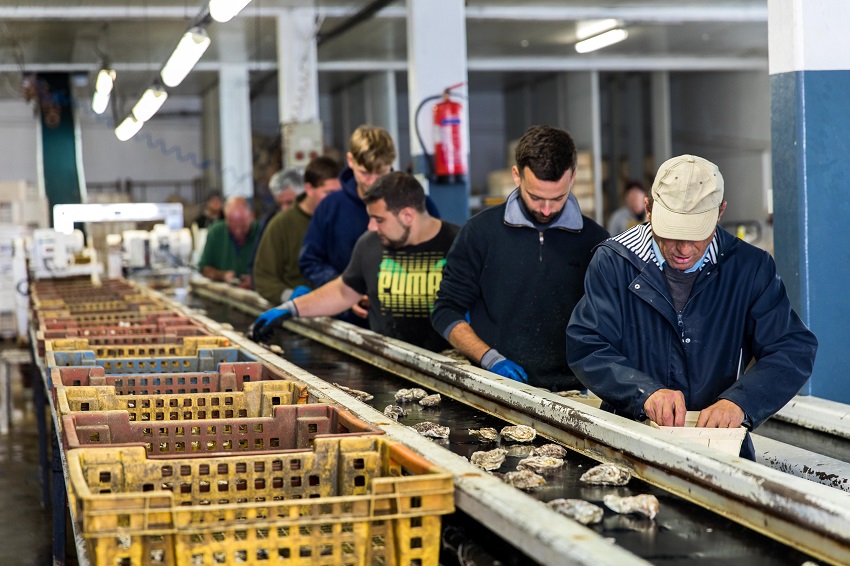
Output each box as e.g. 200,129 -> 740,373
367,218 -> 378,231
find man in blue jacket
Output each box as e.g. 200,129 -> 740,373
299,125 -> 440,325
567,154 -> 817,459
431,125 -> 608,390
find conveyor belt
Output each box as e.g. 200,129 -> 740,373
188,294 -> 820,565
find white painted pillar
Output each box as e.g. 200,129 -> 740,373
277,8 -> 319,124
406,0 -> 470,224
364,71 -> 399,171
218,27 -> 253,198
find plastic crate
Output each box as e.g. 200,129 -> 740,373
62,404 -> 384,456
44,348 -> 257,373
36,325 -> 211,357
55,380 -> 311,420
67,437 -> 453,566
38,314 -> 197,331
44,336 -> 231,355
39,311 -> 186,327
37,304 -> 167,321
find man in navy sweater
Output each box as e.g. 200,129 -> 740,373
299,125 -> 439,325
432,125 -> 608,390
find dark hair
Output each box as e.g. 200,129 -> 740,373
362,172 -> 426,213
303,156 -> 341,188
514,125 -> 577,182
624,179 -> 646,195
205,191 -> 223,203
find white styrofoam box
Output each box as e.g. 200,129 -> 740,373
0,311 -> 14,338
0,199 -> 48,232
646,411 -> 746,456
0,180 -> 39,202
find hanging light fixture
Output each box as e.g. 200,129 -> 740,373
132,86 -> 168,122
91,90 -> 110,115
91,67 -> 115,115
160,27 -> 211,88
114,115 -> 144,141
209,0 -> 253,23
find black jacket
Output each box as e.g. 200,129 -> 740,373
567,223 -> 818,429
432,189 -> 608,389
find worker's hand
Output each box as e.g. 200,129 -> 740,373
490,359 -> 529,383
351,296 -> 369,319
222,270 -> 236,283
696,399 -> 745,428
236,274 -> 252,289
644,388 -> 687,426
251,301 -> 295,342
289,285 -> 312,300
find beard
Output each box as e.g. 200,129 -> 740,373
381,224 -> 411,250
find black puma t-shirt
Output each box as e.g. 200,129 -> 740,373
342,221 -> 460,352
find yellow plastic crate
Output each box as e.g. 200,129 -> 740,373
67,437 -> 454,566
44,336 -> 231,355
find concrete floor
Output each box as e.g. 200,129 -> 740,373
0,346 -> 53,565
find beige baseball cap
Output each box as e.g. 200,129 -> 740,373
650,154 -> 724,241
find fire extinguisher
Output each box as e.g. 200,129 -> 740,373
415,82 -> 467,184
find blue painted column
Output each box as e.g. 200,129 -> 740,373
769,0 -> 850,402
406,0 -> 470,226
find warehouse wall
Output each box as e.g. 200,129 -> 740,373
670,70 -> 772,224
78,96 -> 203,196
0,100 -> 39,185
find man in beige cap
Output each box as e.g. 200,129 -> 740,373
566,155 -> 817,460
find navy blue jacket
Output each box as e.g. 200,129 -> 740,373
299,167 -> 441,288
567,223 -> 817,429
432,189 -> 608,390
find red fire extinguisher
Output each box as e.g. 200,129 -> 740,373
433,85 -> 467,184
415,82 -> 467,184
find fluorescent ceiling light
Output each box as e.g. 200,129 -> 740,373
95,68 -> 116,95
575,29 -> 629,54
91,89 -> 110,115
115,115 -> 143,141
132,87 -> 168,122
576,19 -> 620,41
160,27 -> 211,88
209,0 -> 253,23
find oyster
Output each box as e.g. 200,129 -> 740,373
517,456 -> 564,475
419,393 -> 441,407
603,494 -> 659,520
555,390 -> 584,398
500,425 -> 537,443
468,427 -> 498,443
383,405 -> 407,421
470,448 -> 508,471
547,499 -> 604,525
533,443 -> 568,458
269,344 -> 284,355
332,383 -> 374,402
503,470 -> 546,490
440,349 -> 470,363
579,463 -> 632,486
410,421 -> 450,438
395,387 -> 428,403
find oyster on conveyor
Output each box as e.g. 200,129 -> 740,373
579,463 -> 632,486
395,387 -> 428,403
603,494 -> 659,520
440,349 -> 471,363
517,456 -> 564,475
383,405 -> 406,421
268,344 -> 284,355
555,390 -> 584,398
419,393 -> 442,407
502,470 -> 546,490
410,421 -> 450,438
332,383 -> 374,402
532,443 -> 568,458
547,499 -> 604,525
470,448 -> 508,471
500,425 -> 537,443
468,427 -> 498,443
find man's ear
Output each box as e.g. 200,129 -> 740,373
511,166 -> 521,188
346,152 -> 355,170
717,201 -> 728,221
644,196 -> 651,220
399,207 -> 415,225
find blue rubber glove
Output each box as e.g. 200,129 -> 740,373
480,349 -> 528,383
289,285 -> 311,300
251,300 -> 296,342
490,359 -> 529,383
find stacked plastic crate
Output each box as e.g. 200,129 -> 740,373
31,278 -> 453,566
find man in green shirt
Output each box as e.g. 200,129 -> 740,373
253,156 -> 341,303
198,196 -> 259,288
